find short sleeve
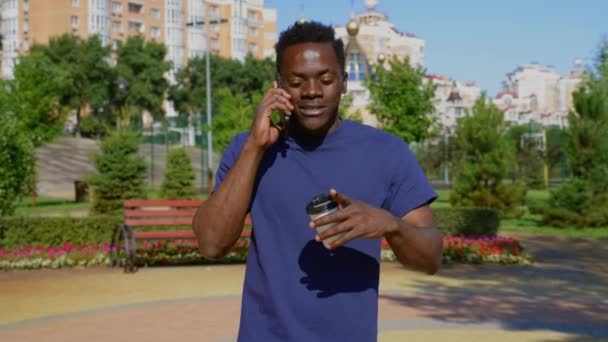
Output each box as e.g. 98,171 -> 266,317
383,139 -> 437,218
213,133 -> 248,193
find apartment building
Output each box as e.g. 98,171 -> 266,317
1,0 -> 277,79
427,75 -> 482,132
494,60 -> 584,127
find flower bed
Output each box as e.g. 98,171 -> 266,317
441,235 -> 533,265
1,235 -> 532,270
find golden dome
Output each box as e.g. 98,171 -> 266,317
377,53 -> 386,64
297,17 -> 307,25
346,18 -> 360,36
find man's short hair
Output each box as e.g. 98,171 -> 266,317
274,21 -> 345,75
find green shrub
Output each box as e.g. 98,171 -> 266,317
79,115 -> 111,139
87,130 -> 147,214
161,147 -> 196,198
0,216 -> 122,248
0,113 -> 35,216
450,97 -> 525,214
433,207 -> 500,236
544,178 -> 608,227
542,43 -> 608,228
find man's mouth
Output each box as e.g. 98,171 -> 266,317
298,105 -> 327,117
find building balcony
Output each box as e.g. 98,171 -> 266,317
247,18 -> 264,28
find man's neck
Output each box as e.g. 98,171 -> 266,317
288,117 -> 341,144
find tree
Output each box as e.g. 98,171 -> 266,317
87,130 -> 147,214
545,127 -> 569,178
412,135 -> 458,180
212,87 -> 259,153
365,56 -> 436,142
0,87 -> 35,216
168,54 -> 274,125
544,40 -> 608,227
450,97 -> 525,214
115,36 -> 171,125
7,51 -> 71,207
10,52 -> 68,146
506,124 -> 545,188
31,34 -> 113,135
338,94 -> 363,123
161,147 -> 196,198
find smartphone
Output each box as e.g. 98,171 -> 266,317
275,75 -> 290,132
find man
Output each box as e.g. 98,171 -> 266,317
193,21 -> 443,342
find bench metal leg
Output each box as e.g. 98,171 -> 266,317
110,225 -> 121,268
120,224 -> 138,273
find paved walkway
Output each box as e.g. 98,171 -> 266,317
1,234 -> 607,342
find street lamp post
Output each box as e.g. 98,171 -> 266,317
186,14 -> 228,194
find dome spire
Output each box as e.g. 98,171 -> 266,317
364,0 -> 378,11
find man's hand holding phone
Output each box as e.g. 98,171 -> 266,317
248,82 -> 293,150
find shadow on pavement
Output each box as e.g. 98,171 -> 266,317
381,234 -> 608,338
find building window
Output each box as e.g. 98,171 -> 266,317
112,2 -> 122,14
128,3 -> 143,14
209,5 -> 219,16
72,0 -> 79,7
248,27 -> 257,36
23,0 -> 30,11
210,39 -> 219,51
347,52 -> 369,81
112,21 -> 122,32
112,40 -> 120,50
23,38 -> 30,51
151,27 -> 160,38
248,43 -> 257,55
128,20 -> 144,33
23,19 -> 29,32
150,8 -> 160,19
71,16 -> 80,29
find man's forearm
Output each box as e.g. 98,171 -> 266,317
193,140 -> 264,259
385,218 -> 443,274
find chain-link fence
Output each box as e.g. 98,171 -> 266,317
413,130 -> 572,190
136,115 -> 220,194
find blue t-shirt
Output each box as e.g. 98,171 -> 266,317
214,119 -> 437,342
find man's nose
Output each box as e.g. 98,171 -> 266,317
302,80 -> 322,98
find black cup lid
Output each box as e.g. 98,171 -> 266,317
306,194 -> 339,215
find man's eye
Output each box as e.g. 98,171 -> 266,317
321,79 -> 334,84
289,82 -> 302,87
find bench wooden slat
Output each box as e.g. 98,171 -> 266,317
124,209 -> 198,218
125,218 -> 194,227
124,199 -> 202,208
135,231 -> 195,239
134,230 -> 252,240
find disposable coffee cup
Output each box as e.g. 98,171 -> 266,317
306,194 -> 343,248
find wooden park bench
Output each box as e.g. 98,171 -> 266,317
112,199 -> 251,273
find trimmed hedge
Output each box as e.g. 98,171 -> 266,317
0,207 -> 500,248
0,216 -> 204,249
0,216 -> 122,249
433,207 -> 500,236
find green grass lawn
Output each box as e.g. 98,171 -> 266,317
15,197 -> 91,216
501,218 -> 608,239
15,188 -> 209,216
432,189 -> 451,208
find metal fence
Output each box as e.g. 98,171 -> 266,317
136,116 -> 219,194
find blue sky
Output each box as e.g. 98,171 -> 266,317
265,0 -> 607,96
